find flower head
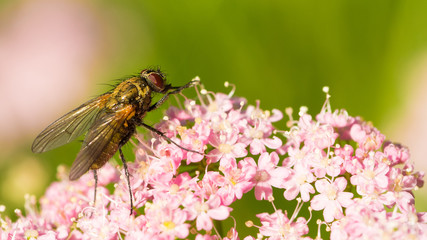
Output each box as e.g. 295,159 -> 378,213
1,83 -> 425,240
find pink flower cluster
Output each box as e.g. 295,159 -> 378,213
0,83 -> 426,239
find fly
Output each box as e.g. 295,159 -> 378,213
32,68 -> 201,214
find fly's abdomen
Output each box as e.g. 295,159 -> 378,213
89,131 -> 123,170
89,105 -> 136,170
69,104 -> 137,180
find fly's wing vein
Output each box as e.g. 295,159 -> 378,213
69,105 -> 134,180
31,96 -> 108,153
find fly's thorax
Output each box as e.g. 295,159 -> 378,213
107,77 -> 152,109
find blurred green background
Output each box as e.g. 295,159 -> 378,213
1,0 -> 427,237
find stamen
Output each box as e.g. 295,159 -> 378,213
307,206 -> 313,223
212,222 -> 222,239
289,197 -> 303,223
316,219 -> 326,239
299,106 -> 308,116
190,228 -> 197,235
24,194 -> 37,217
194,83 -> 207,107
322,86 -> 329,94
224,81 -> 236,97
285,107 -> 295,127
185,99 -> 195,114
320,86 -> 332,114
237,101 -> 245,112
245,220 -> 254,227
285,107 -> 293,117
14,209 -> 23,218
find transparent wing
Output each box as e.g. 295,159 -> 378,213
31,95 -> 109,153
69,105 -> 135,180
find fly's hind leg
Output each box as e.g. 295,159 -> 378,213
140,122 -> 203,155
93,170 -> 98,205
119,148 -> 134,215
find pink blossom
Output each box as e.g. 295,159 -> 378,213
217,157 -> 257,204
383,142 -> 410,165
283,163 -> 315,202
187,195 -> 232,231
350,157 -> 390,196
242,123 -> 282,155
349,120 -> 385,151
385,167 -> 416,212
143,200 -> 190,239
153,142 -> 185,174
240,105 -> 283,155
316,109 -> 355,128
297,114 -> 338,150
256,210 -> 309,239
311,177 -> 353,222
207,128 -> 248,166
249,152 -> 290,200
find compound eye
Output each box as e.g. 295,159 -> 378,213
141,69 -> 166,92
147,72 -> 165,90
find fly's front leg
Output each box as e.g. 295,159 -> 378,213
148,79 -> 199,112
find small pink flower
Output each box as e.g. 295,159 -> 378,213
144,200 -> 190,239
242,122 -> 282,155
350,158 -> 390,196
383,142 -> 410,165
217,157 -> 257,204
283,163 -> 315,202
207,128 -> 248,165
385,167 -> 417,212
350,120 -> 385,151
311,177 -> 353,222
240,105 -> 283,155
203,92 -> 235,117
256,210 -> 309,239
249,152 -> 290,200
187,195 -> 232,231
154,142 -> 184,173
316,109 -> 355,129
297,114 -> 338,150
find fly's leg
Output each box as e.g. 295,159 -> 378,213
140,122 -> 203,155
93,170 -> 98,206
119,148 -> 134,215
148,79 -> 199,112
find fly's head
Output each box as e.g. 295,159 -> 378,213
141,69 -> 170,94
